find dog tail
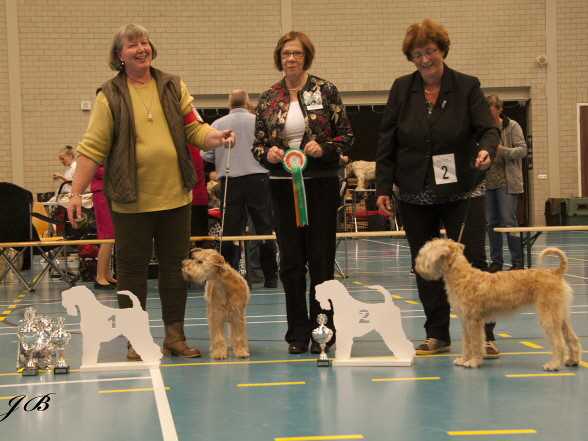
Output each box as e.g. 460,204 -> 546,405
118,290 -> 142,309
537,247 -> 567,276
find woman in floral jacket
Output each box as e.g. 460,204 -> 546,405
252,31 -> 354,355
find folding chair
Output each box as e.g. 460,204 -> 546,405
0,182 -> 78,291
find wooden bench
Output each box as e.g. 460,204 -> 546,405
494,226 -> 588,268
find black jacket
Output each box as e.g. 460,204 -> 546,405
376,65 -> 499,197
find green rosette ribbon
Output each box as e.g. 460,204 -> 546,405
282,148 -> 308,226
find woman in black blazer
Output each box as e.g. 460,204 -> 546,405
376,19 -> 500,357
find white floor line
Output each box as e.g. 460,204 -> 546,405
0,376 -> 151,388
150,368 -> 178,441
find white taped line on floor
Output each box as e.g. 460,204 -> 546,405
150,368 -> 178,441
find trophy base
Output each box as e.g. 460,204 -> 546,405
21,368 -> 38,376
317,359 -> 331,367
54,366 -> 70,374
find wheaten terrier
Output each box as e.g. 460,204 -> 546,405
415,238 -> 581,371
182,248 -> 250,359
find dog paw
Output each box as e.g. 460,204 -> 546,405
210,349 -> 228,359
542,362 -> 560,371
565,358 -> 579,367
454,357 -> 481,368
234,350 -> 250,359
453,357 -> 466,366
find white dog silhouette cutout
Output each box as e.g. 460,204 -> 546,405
316,280 -> 414,365
62,285 -> 162,370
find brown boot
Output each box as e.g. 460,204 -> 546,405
162,321 -> 201,358
127,343 -> 142,361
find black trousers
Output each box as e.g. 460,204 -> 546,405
219,174 -> 277,278
399,197 -> 494,343
270,176 -> 339,345
111,204 -> 191,325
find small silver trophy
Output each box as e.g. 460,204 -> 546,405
312,314 -> 333,367
17,308 -> 40,376
51,317 -> 71,374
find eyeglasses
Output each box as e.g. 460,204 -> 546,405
410,47 -> 439,61
281,51 -> 305,59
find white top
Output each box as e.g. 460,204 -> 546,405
284,101 -> 305,150
62,161 -> 77,193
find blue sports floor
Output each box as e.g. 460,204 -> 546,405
0,231 -> 586,440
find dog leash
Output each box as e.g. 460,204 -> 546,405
219,138 -> 233,249
456,165 -> 483,244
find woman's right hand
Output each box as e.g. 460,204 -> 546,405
376,195 -> 393,217
267,146 -> 284,164
67,195 -> 83,229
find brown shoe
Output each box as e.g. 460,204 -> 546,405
483,340 -> 501,359
415,338 -> 451,355
127,343 -> 142,361
162,321 -> 201,358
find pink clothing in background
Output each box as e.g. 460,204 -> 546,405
189,145 -> 209,206
91,165 -> 114,239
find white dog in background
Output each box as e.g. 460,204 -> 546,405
346,160 -> 376,190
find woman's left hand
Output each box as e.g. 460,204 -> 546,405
475,149 -> 491,170
303,140 -> 323,158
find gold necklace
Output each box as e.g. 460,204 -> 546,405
424,85 -> 440,94
288,72 -> 308,92
134,83 -> 155,121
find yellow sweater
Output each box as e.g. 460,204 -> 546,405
77,80 -> 212,213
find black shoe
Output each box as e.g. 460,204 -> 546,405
488,263 -> 503,273
94,280 -> 115,290
310,340 -> 331,354
264,276 -> 278,288
288,343 -> 308,354
508,263 -> 524,271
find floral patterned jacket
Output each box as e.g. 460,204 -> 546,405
252,74 -> 354,177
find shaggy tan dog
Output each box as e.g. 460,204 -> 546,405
182,248 -> 250,359
346,160 -> 376,190
415,238 -> 581,371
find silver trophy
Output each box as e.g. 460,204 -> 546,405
17,308 -> 40,376
312,314 -> 333,367
51,317 -> 71,374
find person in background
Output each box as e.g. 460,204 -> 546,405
90,165 -> 116,290
68,23 -> 234,360
52,145 -> 77,194
485,93 -> 527,272
375,19 -> 500,358
202,89 -> 278,288
253,31 -> 354,354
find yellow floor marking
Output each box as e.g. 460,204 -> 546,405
99,387 -> 170,394
579,361 -> 588,368
450,314 -> 458,318
505,373 -> 575,378
13,299 -> 21,303
1,311 -> 10,315
0,317 -> 5,321
406,300 -> 419,304
497,333 -> 511,337
372,376 -> 440,382
392,295 -> 402,299
520,341 -> 543,348
17,294 -> 25,298
8,304 -> 16,308
238,381 -> 305,387
0,395 -> 21,400
448,429 -> 537,436
275,436 -> 364,441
